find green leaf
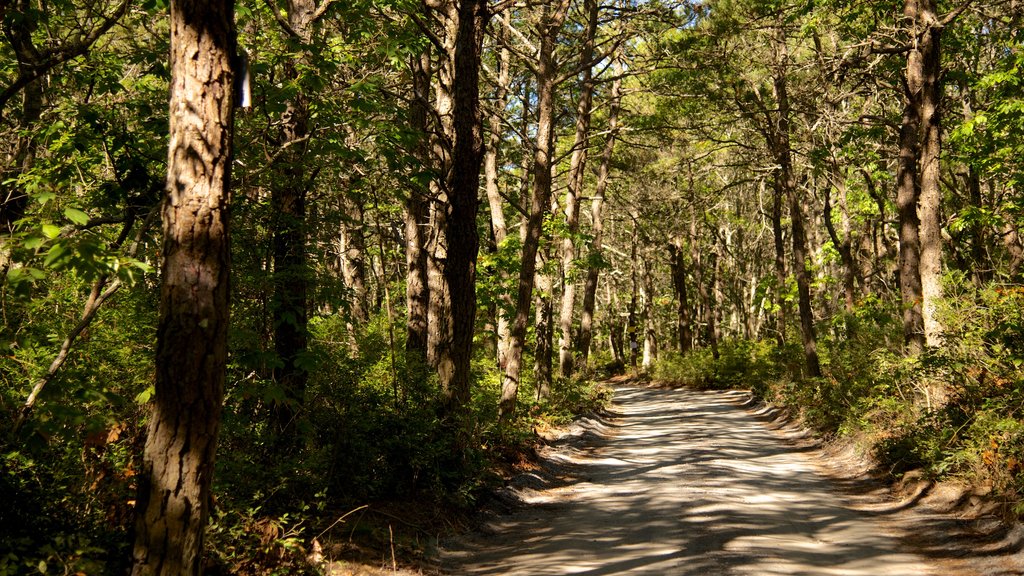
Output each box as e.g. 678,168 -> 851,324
135,386 -> 155,404
41,223 -> 60,239
64,207 -> 90,226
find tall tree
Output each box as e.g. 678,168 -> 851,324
130,0 -> 235,572
557,0 -> 600,378
577,65 -> 622,369
499,0 -> 571,422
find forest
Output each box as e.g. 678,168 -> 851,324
0,0 -> 1022,573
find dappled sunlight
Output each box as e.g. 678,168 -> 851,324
442,385 -> 932,575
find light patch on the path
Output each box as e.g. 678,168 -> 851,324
442,386 -> 935,575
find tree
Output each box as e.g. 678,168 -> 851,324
130,0 -> 235,572
499,0 -> 571,421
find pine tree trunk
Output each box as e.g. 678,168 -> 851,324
577,66 -> 621,369
131,0 -> 234,572
484,30 -> 511,369
437,0 -> 487,429
340,193 -> 369,325
773,37 -> 820,377
405,51 -> 431,359
557,0 -> 599,379
269,0 -> 316,433
668,241 -> 692,354
499,0 -> 570,422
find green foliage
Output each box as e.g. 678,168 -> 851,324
654,340 -> 786,393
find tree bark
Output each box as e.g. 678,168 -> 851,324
534,257 -> 553,400
405,51 -> 431,359
668,240 -> 692,354
771,180 -> 787,346
773,41 -> 820,378
897,27 -> 927,354
823,167 -> 858,313
269,0 -> 317,434
131,0 -> 235,572
908,0 -> 944,347
499,0 -> 570,422
557,0 -> 599,379
434,0 -> 488,430
577,65 -> 621,369
340,193 -> 369,325
483,29 -> 512,369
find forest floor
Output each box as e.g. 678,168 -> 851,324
435,380 -> 1024,575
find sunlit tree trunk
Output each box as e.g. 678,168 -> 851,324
557,0 -> 599,379
429,0 -> 487,432
908,0 -> 944,347
897,44 -> 927,355
131,0 -> 234,572
405,51 -> 431,359
577,66 -> 621,369
484,26 -> 512,369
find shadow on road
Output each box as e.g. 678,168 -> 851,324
441,386 -> 991,575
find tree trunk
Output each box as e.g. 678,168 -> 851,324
897,50 -> 926,355
823,167 -> 858,313
771,181 -> 787,346
436,0 -> 487,430
703,252 -> 720,361
484,29 -> 512,369
668,240 -> 692,354
577,65 -> 621,369
641,257 -> 656,370
340,193 -> 369,326
773,44 -> 821,378
534,259 -> 553,401
557,0 -> 599,379
131,0 -> 235,572
405,51 -> 431,359
269,0 -> 316,434
0,0 -> 43,232
499,0 -> 570,422
909,0 -> 944,347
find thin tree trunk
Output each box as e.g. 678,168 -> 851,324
823,167 -> 858,313
641,257 -> 656,370
484,31 -> 512,369
557,0 -> 599,379
668,240 -> 692,354
131,0 -> 235,571
499,0 -> 570,422
577,66 -> 621,369
534,257 -> 553,400
340,193 -> 369,325
774,42 -> 820,378
771,182 -> 787,346
703,252 -> 720,361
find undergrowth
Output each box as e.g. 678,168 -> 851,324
1,306 -> 611,575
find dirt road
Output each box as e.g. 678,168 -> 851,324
441,385 -> 942,575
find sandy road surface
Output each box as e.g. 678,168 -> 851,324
441,385 -> 940,575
